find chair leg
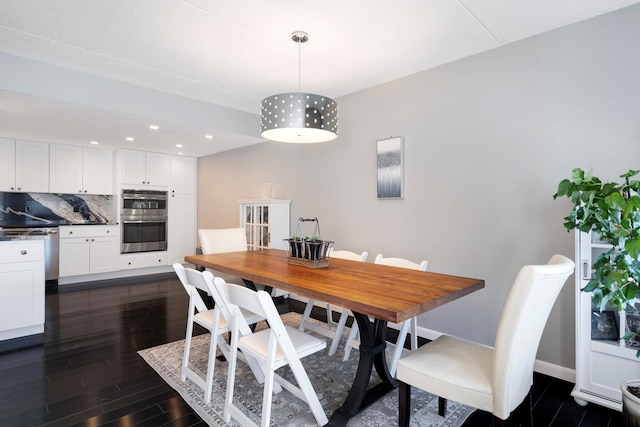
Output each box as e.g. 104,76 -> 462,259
298,298 -> 316,331
493,416 -> 507,427
326,303 -> 337,327
518,389 -> 533,427
399,381 -> 411,427
343,322 -> 359,361
329,309 -> 350,356
204,330 -> 217,403
389,319 -> 412,377
438,397 -> 447,416
181,313 -> 195,381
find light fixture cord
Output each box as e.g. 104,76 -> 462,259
297,37 -> 302,92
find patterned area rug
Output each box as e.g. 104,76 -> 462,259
138,312 -> 475,426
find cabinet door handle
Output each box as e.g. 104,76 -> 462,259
582,259 -> 591,279
20,250 -> 27,255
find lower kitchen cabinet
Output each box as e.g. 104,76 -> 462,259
59,226 -> 119,277
0,240 -> 45,341
119,251 -> 168,270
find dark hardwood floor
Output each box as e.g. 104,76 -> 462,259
0,275 -> 624,426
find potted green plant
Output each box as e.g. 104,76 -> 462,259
287,234 -> 304,258
554,168 -> 640,426
304,234 -> 323,260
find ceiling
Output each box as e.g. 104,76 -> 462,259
0,0 -> 638,157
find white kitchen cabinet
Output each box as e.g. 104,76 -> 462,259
118,149 -> 170,187
50,144 -> 114,195
0,138 -> 49,192
170,155 -> 197,194
169,193 -> 196,264
0,138 -> 16,192
168,155 -> 197,264
59,226 -> 119,277
119,251 -> 168,270
238,199 -> 291,251
572,230 -> 640,411
0,239 -> 45,341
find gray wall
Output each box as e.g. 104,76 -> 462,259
198,5 -> 640,371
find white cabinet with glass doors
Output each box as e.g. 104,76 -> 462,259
572,230 -> 640,411
238,199 -> 290,251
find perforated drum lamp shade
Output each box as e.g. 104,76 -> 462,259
260,93 -> 338,143
260,31 -> 338,143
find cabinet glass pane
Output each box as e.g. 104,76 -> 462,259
262,226 -> 268,248
591,305 -> 619,341
246,206 -> 253,224
626,304 -> 640,349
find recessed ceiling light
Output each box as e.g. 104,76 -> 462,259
90,141 -> 99,145
176,144 -> 183,148
205,134 -> 214,139
126,137 -> 135,142
149,125 -> 159,130
177,152 -> 183,155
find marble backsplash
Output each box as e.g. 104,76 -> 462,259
0,192 -> 112,226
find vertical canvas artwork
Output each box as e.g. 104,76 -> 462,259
377,136 -> 404,199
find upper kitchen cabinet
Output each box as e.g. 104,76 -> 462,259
170,155 -> 196,194
0,138 -> 49,193
50,144 -> 114,195
118,149 -> 170,187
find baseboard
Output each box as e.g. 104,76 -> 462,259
290,295 -> 577,384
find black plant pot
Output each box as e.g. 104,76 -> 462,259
290,240 -> 303,258
305,240 -> 323,261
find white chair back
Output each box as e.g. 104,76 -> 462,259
198,228 -> 247,254
374,254 -> 428,271
173,263 -> 209,313
492,254 -> 574,419
329,249 -> 369,262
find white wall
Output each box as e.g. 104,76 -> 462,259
198,5 -> 640,370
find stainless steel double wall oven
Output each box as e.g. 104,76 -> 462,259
121,189 -> 167,253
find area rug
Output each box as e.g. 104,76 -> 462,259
138,313 -> 475,426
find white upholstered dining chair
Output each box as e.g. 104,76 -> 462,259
297,248 -> 368,356
198,227 -> 247,255
397,255 -> 574,427
212,276 -> 328,427
172,263 -> 264,403
343,253 -> 428,377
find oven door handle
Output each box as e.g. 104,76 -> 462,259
122,219 -> 167,224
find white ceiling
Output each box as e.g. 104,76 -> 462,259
0,0 -> 638,157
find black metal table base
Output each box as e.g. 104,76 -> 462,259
327,312 -> 397,426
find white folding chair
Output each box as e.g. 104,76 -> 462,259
173,263 -> 264,403
213,277 -> 328,427
298,249 -> 368,356
397,255 -> 574,427
343,254 -> 428,377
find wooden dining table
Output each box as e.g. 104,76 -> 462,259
185,249 -> 484,426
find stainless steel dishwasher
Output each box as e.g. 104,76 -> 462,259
0,227 -> 59,281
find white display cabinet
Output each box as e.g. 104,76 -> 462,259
238,199 -> 291,251
572,230 -> 640,411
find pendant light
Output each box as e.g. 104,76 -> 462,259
260,31 -> 338,143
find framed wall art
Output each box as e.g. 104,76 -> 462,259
377,136 -> 404,199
